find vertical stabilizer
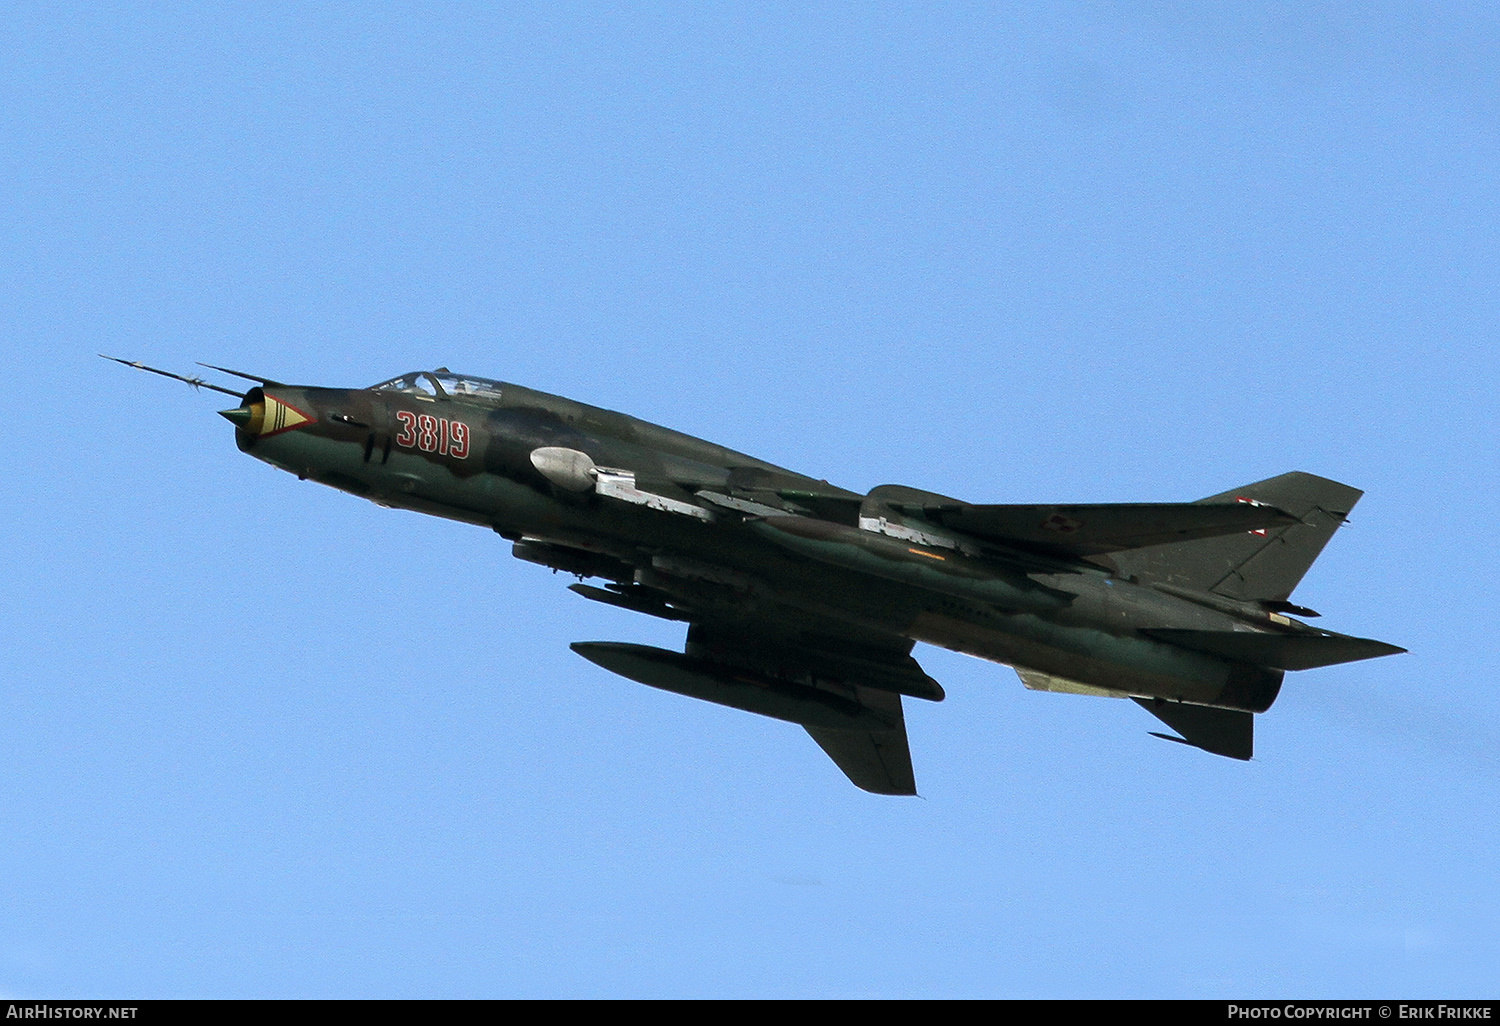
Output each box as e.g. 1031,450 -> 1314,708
1111,472 -> 1362,602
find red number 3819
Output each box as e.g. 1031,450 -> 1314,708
394,410 -> 470,459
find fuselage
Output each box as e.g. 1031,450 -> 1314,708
228,374 -> 1284,715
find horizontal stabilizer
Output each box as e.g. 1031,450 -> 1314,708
1134,698 -> 1253,760
1143,628 -> 1406,671
925,502 -> 1299,557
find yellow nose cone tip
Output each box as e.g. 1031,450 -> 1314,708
219,407 -> 251,427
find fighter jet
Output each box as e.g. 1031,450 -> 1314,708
108,358 -> 1405,794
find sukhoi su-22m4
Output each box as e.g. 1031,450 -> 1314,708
110,357 -> 1405,795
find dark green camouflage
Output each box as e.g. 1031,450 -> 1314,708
113,361 -> 1406,794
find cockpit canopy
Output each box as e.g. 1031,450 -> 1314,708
371,371 -> 506,404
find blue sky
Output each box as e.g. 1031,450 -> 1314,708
3,2 -> 1497,997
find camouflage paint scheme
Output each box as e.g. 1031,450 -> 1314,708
125,363 -> 1406,794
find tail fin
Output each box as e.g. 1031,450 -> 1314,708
1111,472 -> 1362,602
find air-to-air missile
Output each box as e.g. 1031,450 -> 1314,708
108,358 -> 1404,794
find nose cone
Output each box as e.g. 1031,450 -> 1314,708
218,393 -> 315,437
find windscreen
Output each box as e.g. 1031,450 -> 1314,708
371,372 -> 439,397
370,372 -> 505,404
432,373 -> 505,403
